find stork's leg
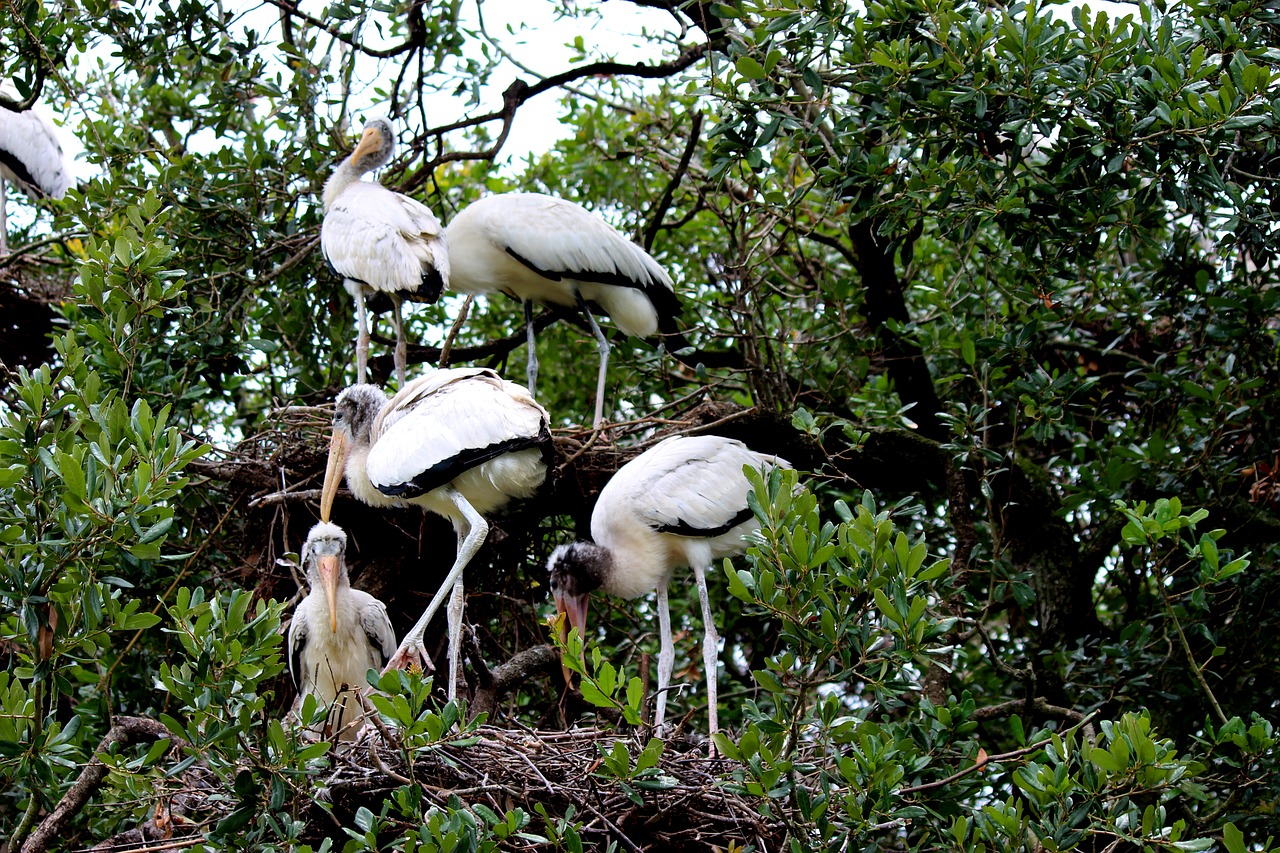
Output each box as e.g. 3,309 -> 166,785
354,289 -> 370,384
653,582 -> 674,732
574,291 -> 610,429
524,300 -> 538,395
383,489 -> 489,688
390,293 -> 407,387
692,563 -> 720,755
445,578 -> 465,702
0,177 -> 8,256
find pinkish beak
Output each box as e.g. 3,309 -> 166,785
319,555 -> 340,633
553,590 -> 588,685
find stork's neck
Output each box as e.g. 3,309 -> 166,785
322,158 -> 360,211
343,440 -> 401,509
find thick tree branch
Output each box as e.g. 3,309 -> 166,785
849,218 -> 945,441
471,644 -> 561,719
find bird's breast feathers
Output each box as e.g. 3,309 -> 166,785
321,182 -> 448,294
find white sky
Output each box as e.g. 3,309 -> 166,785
43,0 -> 1140,183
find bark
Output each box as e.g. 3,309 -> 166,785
849,218 -> 946,442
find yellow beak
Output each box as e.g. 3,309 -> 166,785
350,125 -> 383,164
320,428 -> 350,522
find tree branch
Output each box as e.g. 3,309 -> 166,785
262,0 -> 421,58
471,645 -> 560,719
19,717 -> 182,853
644,112 -> 704,252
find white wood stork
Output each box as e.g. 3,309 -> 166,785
319,367 -> 551,700
0,86 -> 72,255
547,434 -> 791,747
321,117 -> 449,387
288,521 -> 397,741
443,192 -> 678,428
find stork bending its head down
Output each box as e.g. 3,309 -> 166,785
321,117 -> 449,386
444,192 -> 678,428
547,434 -> 791,749
319,367 -> 551,699
287,521 -> 397,741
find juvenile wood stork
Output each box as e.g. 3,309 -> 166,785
547,434 -> 791,747
319,367 -> 551,699
288,521 -> 397,741
321,117 -> 449,386
443,192 -> 678,428
0,87 -> 72,255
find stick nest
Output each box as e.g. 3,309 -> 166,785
313,724 -> 785,851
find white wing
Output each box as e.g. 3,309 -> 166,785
287,604 -> 313,692
321,180 -> 449,296
600,435 -> 791,537
355,591 -> 397,666
445,192 -> 676,337
479,193 -> 671,289
365,368 -> 548,497
0,98 -> 72,199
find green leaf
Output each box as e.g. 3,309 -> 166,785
736,56 -> 767,80
1221,823 -> 1246,853
1089,747 -> 1121,774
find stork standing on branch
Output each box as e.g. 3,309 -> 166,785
288,521 -> 397,741
0,85 -> 72,255
322,117 -> 449,386
443,192 -> 679,428
319,367 -> 551,699
547,434 -> 791,749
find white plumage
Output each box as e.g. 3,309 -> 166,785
0,85 -> 72,255
320,367 -> 551,698
288,521 -> 397,741
547,434 -> 791,748
321,117 -> 449,386
444,192 -> 678,427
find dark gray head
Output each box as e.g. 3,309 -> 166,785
321,384 -> 388,522
547,542 -> 613,683
547,542 -> 611,599
332,383 -> 387,446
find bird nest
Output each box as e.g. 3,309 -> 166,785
313,723 -> 786,851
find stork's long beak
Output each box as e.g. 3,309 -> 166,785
319,554 -> 340,633
320,428 -> 350,522
553,590 -> 589,685
350,125 -> 383,164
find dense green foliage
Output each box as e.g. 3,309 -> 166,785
2,0 -> 1279,849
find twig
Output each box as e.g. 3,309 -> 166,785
85,836 -> 204,853
248,487 -> 328,509
643,112 -> 703,251
438,294 -> 474,367
898,711 -> 1099,796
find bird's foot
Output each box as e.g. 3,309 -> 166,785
382,643 -> 433,674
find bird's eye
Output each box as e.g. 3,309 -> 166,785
333,410 -> 345,424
